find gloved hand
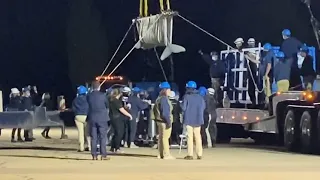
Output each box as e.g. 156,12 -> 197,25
165,123 -> 172,129
198,50 -> 203,55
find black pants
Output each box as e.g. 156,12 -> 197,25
110,118 -> 125,150
24,129 -> 33,139
208,115 -> 217,145
248,62 -> 257,106
171,120 -> 182,144
90,120 -> 108,157
11,128 -> 22,140
125,119 -> 138,147
201,114 -> 210,146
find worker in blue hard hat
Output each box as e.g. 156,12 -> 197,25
298,45 -> 316,90
198,50 -> 225,103
280,29 -> 303,88
274,51 -> 293,92
181,81 -> 206,160
153,81 -> 175,159
260,43 -> 277,104
72,85 -> 91,152
21,87 -> 35,142
125,87 -> 149,148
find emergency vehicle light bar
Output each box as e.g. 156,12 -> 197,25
95,76 -> 123,81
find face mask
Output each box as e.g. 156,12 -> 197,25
236,44 -> 243,49
212,56 -> 218,61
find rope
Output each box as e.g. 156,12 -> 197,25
154,47 -> 168,82
100,14 -> 163,87
177,14 -> 264,94
99,22 -> 134,77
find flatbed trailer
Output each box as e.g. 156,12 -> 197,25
216,90 -> 320,154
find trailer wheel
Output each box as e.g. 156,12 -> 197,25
300,111 -> 313,153
284,110 -> 300,151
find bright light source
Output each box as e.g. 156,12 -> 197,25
276,92 -> 281,95
243,116 -> 247,120
231,116 -> 235,119
256,117 -> 260,121
220,116 -> 223,119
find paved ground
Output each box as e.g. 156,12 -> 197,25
0,128 -> 320,180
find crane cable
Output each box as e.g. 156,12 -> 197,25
100,14 -> 163,87
154,47 -> 168,82
99,22 -> 135,77
177,13 -> 264,93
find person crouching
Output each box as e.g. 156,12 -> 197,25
72,85 -> 90,152
153,82 -> 175,160
181,81 -> 206,160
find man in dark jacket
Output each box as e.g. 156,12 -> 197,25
298,45 -> 316,90
206,88 -> 218,147
280,29 -> 303,88
87,81 -> 110,160
199,50 -> 225,103
126,87 -> 149,148
168,91 -> 182,145
181,81 -> 205,160
20,87 -> 35,141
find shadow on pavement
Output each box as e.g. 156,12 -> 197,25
0,146 -> 76,151
0,154 -> 89,161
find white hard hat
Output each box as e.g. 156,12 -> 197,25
169,91 -> 176,99
122,87 -> 131,93
248,38 -> 255,43
234,38 -> 244,45
11,88 -> 20,94
207,88 -> 215,95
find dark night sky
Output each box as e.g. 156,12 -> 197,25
1,0 -> 320,105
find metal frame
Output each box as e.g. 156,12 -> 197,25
220,43 -> 263,104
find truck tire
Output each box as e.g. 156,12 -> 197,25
300,111 -> 313,153
284,110 -> 300,151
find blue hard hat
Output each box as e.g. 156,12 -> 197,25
276,51 -> 285,58
198,86 -> 207,96
282,29 -> 291,36
263,43 -> 272,51
300,44 -> 309,52
77,85 -> 88,95
159,82 -> 171,89
132,87 -> 141,92
186,81 -> 197,89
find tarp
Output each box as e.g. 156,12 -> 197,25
136,14 -> 173,49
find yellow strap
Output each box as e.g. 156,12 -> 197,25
166,0 -> 171,10
139,0 -> 143,17
159,0 -> 164,11
144,0 -> 148,17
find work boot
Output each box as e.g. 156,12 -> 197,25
184,156 -> 193,160
92,156 -> 98,160
197,156 -> 202,160
24,138 -> 33,142
11,139 -> 16,143
60,134 -> 68,139
84,147 -> 90,152
17,137 -> 24,142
